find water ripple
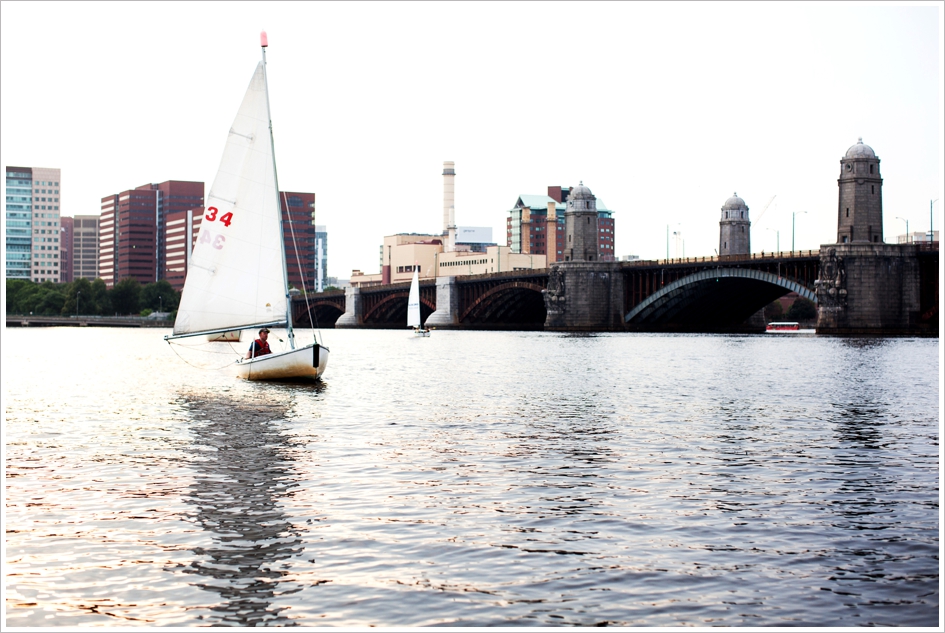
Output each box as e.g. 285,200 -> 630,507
4,328 -> 939,626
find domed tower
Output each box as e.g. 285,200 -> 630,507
837,138 -> 882,243
719,193 -> 750,256
564,181 -> 598,261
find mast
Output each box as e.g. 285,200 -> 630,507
260,30 -> 296,350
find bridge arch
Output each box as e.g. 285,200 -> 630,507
461,281 -> 546,327
363,291 -> 436,326
625,267 -> 816,329
295,297 -> 346,328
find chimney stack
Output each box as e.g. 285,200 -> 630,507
443,161 -> 455,234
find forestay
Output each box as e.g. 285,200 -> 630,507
173,62 -> 287,337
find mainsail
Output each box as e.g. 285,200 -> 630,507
407,268 -> 421,328
173,62 -> 287,337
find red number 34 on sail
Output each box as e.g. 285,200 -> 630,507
204,206 -> 234,227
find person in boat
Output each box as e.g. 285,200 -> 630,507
245,327 -> 273,359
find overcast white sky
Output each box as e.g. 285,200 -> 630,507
2,1 -> 942,279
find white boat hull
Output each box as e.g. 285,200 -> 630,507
235,343 -> 329,381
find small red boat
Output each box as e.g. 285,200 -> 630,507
766,321 -> 800,332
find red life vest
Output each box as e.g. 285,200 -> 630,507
251,338 -> 272,357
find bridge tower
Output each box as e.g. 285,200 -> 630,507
564,181 -> 599,261
817,139 -> 933,335
719,193 -> 750,256
545,181 -> 624,330
837,138 -> 883,243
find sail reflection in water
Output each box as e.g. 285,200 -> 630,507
177,391 -> 305,626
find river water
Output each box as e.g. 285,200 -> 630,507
3,327 -> 940,627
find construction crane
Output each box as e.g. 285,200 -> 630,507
754,195 -> 777,224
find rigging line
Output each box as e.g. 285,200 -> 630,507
166,340 -> 241,370
282,191 -> 322,345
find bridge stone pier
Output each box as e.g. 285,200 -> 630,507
816,243 -> 934,335
544,262 -> 624,331
425,276 -> 461,328
334,286 -> 362,328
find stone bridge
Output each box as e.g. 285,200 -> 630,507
299,251 -> 835,332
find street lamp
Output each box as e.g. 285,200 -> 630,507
766,228 -> 779,254
792,210 -> 807,252
896,216 -> 909,243
76,290 -> 81,317
158,295 -> 163,314
931,199 -> 940,242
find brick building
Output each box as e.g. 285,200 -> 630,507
507,185 -> 615,263
99,180 -> 204,288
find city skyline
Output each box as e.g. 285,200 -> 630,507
1,1 -> 941,280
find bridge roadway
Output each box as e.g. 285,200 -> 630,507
6,315 -> 174,328
292,250 -> 825,332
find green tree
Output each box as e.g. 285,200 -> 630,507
110,278 -> 142,315
61,278 -> 93,316
90,278 -> 112,315
31,282 -> 67,316
786,297 -> 817,322
5,279 -> 33,313
764,298 -> 784,322
140,279 -> 180,312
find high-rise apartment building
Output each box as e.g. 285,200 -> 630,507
72,215 -> 100,281
99,180 -> 203,288
5,166 -> 62,282
507,185 -> 615,263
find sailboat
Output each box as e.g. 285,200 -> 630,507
165,32 -> 329,380
407,266 -> 430,336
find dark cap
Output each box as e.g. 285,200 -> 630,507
259,327 -> 270,333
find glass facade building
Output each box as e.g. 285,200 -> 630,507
5,166 -> 33,279
5,165 -> 62,282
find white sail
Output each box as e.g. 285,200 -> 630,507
173,62 -> 287,337
407,268 -> 421,328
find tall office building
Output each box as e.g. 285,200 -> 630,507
164,207 -> 203,292
315,224 -> 328,292
99,180 -> 203,288
507,185 -> 615,262
72,215 -> 100,281
5,166 -> 62,282
282,191 -> 318,293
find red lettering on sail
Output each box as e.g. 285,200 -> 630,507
205,206 -> 218,222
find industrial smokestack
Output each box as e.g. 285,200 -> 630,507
443,161 -> 455,234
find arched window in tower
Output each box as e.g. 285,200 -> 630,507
870,164 -> 874,174
872,185 -> 875,194
725,211 -> 728,219
846,208 -> 849,217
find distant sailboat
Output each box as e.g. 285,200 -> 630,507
407,266 -> 429,336
165,31 -> 329,380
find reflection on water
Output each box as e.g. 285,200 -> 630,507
2,328 -> 939,627
177,391 -> 304,626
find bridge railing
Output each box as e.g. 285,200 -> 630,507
622,250 -> 822,267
